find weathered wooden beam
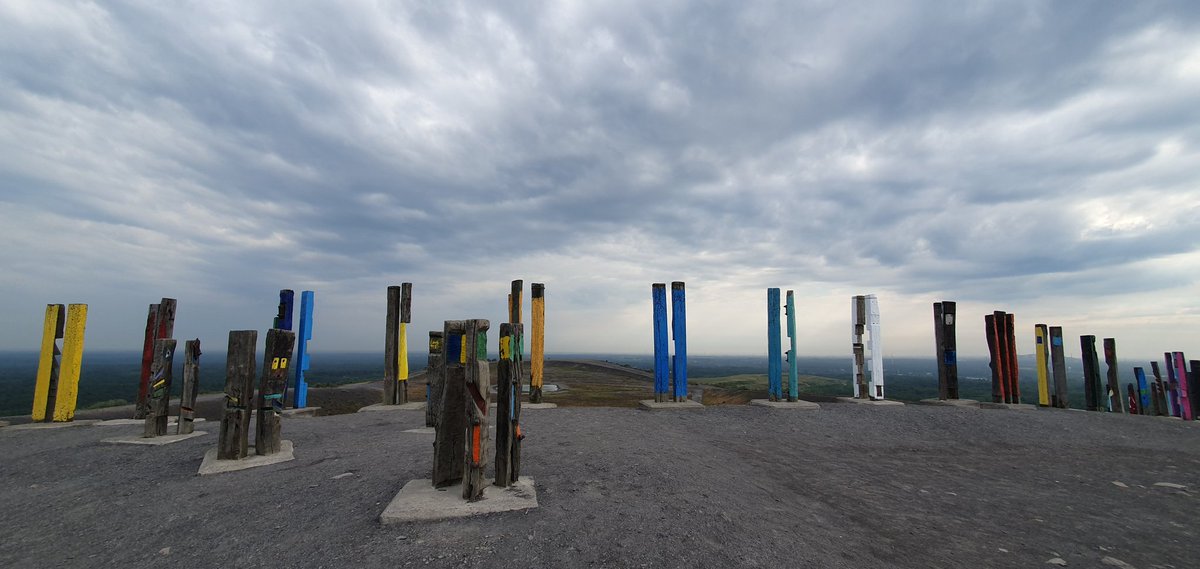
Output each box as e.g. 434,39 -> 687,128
934,302 -> 959,400
462,319 -> 491,501
52,304 -> 87,422
652,284 -> 669,402
510,280 -> 523,324
1080,336 -> 1101,412
1103,338 -> 1124,413
384,286 -> 402,405
1134,366 -> 1150,416
852,295 -> 868,399
274,289 -> 295,330
786,290 -> 798,402
143,338 -> 177,437
1150,361 -> 1167,416
670,282 -> 688,402
1163,353 -> 1181,417
177,339 -> 201,435
1171,352 -> 1191,421
530,283 -> 545,403
398,283 -> 412,404
426,332 -> 444,427
217,330 -> 257,460
1189,360 -> 1200,421
32,304 -> 65,422
1048,326 -> 1068,409
495,323 -> 524,487
136,299 -> 176,419
433,325 -> 466,488
1004,313 -> 1020,404
1126,383 -> 1138,415
293,291 -> 314,408
767,288 -> 782,402
257,329 -> 296,455
984,314 -> 1002,403
1034,324 -> 1050,406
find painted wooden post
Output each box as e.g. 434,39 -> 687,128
1126,384 -> 1138,415
933,301 -> 959,400
1163,353 -> 1181,417
257,329 -> 296,455
984,314 -> 1003,403
32,304 -> 65,422
767,288 -> 782,401
433,324 -> 467,488
52,304 -> 88,422
852,296 -> 868,399
136,299 -> 177,418
143,338 -> 177,437
293,291 -> 313,408
670,282 -> 688,402
1133,366 -> 1150,416
530,283 -> 546,403
217,330 -> 257,461
1150,362 -> 1167,416
1103,339 -> 1124,413
1034,324 -> 1051,406
1080,336 -> 1101,411
384,285 -> 409,405
274,289 -> 294,330
426,332 -> 444,427
462,319 -> 491,501
1004,313 -> 1020,404
1049,326 -> 1068,408
1189,360 -> 1200,420
1171,352 -> 1192,421
495,323 -> 524,487
651,284 -> 669,402
177,340 -> 201,435
786,290 -> 798,402
510,280 -> 523,324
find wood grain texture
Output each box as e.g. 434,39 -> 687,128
143,338 -> 177,437
767,288 -> 782,401
786,290 -> 798,402
1003,312 -> 1019,404
1049,326 -> 1068,409
384,286 -> 402,405
652,284 -> 669,402
934,302 -> 958,400
257,329 -> 296,455
1080,336 -> 1101,412
985,314 -> 1002,403
433,322 -> 468,487
177,339 -> 201,434
530,283 -> 545,403
274,289 -> 294,331
1034,324 -> 1050,406
670,282 -> 688,402
1103,338 -> 1124,413
426,332 -> 444,427
462,319 -> 491,501
53,304 -> 88,422
32,304 -> 64,422
218,330 -> 257,460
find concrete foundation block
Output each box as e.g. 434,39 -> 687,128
102,431 -> 208,446
836,397 -> 904,406
97,418 -> 208,427
197,440 -> 295,475
521,403 -> 558,409
749,399 -> 820,410
919,398 -> 981,408
358,402 -> 425,413
379,477 -> 538,524
402,427 -> 435,434
980,402 -> 1038,411
5,419 -> 100,431
638,399 -> 705,410
281,407 -> 319,418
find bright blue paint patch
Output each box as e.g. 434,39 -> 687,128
1135,367 -> 1150,413
671,282 -> 688,400
294,291 -> 314,408
652,284 -> 669,396
446,334 -> 462,363
767,288 -> 782,400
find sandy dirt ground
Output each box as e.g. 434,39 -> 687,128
1,390 -> 1198,569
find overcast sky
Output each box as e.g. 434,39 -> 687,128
2,1 -> 1198,361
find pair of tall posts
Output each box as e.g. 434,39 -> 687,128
850,294 -> 884,400
765,289 -> 799,401
651,282 -> 689,402
273,289 -> 315,408
31,303 -> 89,422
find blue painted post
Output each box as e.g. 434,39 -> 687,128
671,282 -> 688,402
274,289 -> 295,330
293,290 -> 314,408
786,290 -> 798,402
1134,366 -> 1150,415
652,284 -> 669,402
767,288 -> 782,401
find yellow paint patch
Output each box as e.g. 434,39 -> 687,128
32,304 -> 63,421
398,322 -> 408,381
1035,326 -> 1050,406
53,304 -> 87,422
499,334 -> 511,360
531,296 -> 545,388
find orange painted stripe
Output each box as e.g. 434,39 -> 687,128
471,425 -> 481,465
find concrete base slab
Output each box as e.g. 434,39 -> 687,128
197,440 -> 295,475
379,477 -> 538,524
282,407 -> 319,418
749,399 -> 820,410
358,403 -> 425,413
5,419 -> 100,431
521,403 -> 558,409
920,398 -> 981,408
980,402 -> 1038,411
0,421 -> 8,428
97,418 -> 208,427
102,431 -> 208,446
836,397 -> 904,406
403,427 -> 435,434
638,399 -> 705,410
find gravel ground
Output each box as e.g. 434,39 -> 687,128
1,403 -> 1197,568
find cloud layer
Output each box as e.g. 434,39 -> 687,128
2,1 -> 1198,360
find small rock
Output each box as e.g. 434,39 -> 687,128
998,548 -> 1009,553
332,472 -> 355,480
1112,481 -> 1128,488
1153,482 -> 1186,489
1101,557 -> 1135,569
1046,558 -> 1067,566
159,547 -> 171,555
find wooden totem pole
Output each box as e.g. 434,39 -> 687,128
785,290 -> 798,402
32,303 -> 89,422
933,301 -> 958,400
495,322 -> 524,487
432,319 -> 491,501
293,291 -> 314,408
1080,336 -> 1103,411
652,284 -> 670,402
426,332 -> 444,428
530,283 -> 546,403
1048,326 -> 1068,408
671,282 -> 689,401
1171,352 -> 1192,420
984,311 -> 1019,404
177,340 -> 202,434
1034,324 -> 1050,406
136,299 -> 176,418
851,294 -> 884,400
218,331 -> 257,460
257,329 -> 296,455
767,288 -> 783,401
1133,366 -> 1150,416
143,338 -> 177,437
1103,339 -> 1124,413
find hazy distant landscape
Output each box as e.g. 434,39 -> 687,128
0,351 -> 1101,417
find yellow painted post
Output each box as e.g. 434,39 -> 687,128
398,322 -> 409,382
53,304 -> 88,422
1034,324 -> 1051,407
32,304 -> 65,422
530,283 -> 545,403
